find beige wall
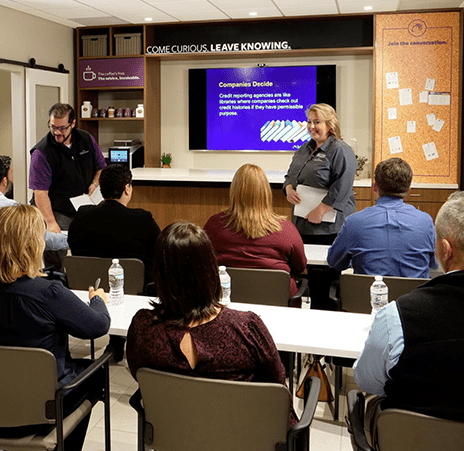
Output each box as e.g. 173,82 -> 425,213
0,5 -> 74,103
0,5 -> 74,200
0,71 -> 12,157
160,54 -> 373,176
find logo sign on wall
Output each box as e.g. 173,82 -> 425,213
79,58 -> 144,88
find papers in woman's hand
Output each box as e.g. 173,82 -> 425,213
293,185 -> 337,223
70,185 -> 104,211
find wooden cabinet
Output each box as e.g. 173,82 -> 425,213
354,186 -> 372,211
404,188 -> 456,220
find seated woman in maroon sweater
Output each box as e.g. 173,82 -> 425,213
203,164 -> 306,298
126,221 -> 299,429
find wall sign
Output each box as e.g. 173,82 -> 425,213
374,11 -> 461,185
79,58 -> 144,88
145,17 -> 373,55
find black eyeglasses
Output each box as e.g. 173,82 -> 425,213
48,122 -> 72,133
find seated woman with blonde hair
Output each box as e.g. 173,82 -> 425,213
204,163 -> 306,298
0,204 -> 110,451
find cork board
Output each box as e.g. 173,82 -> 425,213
374,11 -> 461,185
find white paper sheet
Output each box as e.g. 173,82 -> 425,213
423,142 -> 439,161
399,88 -> 413,106
386,72 -> 399,89
388,136 -> 403,154
388,107 -> 397,120
70,186 -> 103,211
294,185 -> 337,223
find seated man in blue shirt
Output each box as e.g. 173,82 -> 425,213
327,157 -> 437,278
353,191 -> 464,445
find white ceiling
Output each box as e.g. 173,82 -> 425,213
0,0 -> 460,28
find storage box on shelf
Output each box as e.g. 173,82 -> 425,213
115,33 -> 142,55
81,34 -> 108,57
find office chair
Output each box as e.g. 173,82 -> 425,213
0,346 -> 112,451
226,267 -> 309,394
130,368 -> 321,451
64,255 -> 145,358
64,255 -> 145,295
327,273 -> 428,421
226,267 -> 308,307
346,390 -> 464,451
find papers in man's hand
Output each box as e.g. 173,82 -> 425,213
70,185 -> 104,211
294,185 -> 337,223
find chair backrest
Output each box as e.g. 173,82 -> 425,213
226,267 -> 291,306
136,368 -> 289,451
339,273 -> 428,314
0,346 -> 57,427
64,255 -> 145,295
376,408 -> 464,451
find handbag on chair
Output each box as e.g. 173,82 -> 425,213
296,357 -> 334,402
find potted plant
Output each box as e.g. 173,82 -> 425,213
161,152 -> 172,168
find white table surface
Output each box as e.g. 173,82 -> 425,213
74,290 -> 371,360
304,244 -> 330,266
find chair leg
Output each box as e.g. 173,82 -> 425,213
333,365 -> 342,422
289,352 -> 296,395
104,360 -> 111,451
91,339 -> 95,360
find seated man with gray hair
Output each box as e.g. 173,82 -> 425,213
353,191 -> 464,445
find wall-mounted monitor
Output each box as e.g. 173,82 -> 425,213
189,65 -> 336,152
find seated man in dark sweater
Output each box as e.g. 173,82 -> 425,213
68,164 -> 160,360
353,190 -> 464,446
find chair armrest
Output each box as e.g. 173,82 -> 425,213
292,277 -> 309,300
129,389 -> 144,416
287,376 -> 321,449
346,390 -> 373,451
56,349 -> 114,396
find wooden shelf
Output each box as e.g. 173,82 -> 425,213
80,117 -> 144,121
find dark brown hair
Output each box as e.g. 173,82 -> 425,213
374,158 -> 412,198
150,221 -> 222,326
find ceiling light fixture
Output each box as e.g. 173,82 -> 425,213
249,12 -> 258,16
145,17 -> 153,22
364,6 -> 373,11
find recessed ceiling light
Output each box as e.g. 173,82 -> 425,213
249,12 -> 258,16
364,6 -> 373,11
145,17 -> 153,22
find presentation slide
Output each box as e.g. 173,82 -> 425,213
206,66 -> 317,151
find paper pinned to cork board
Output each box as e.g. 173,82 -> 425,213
294,185 -> 337,223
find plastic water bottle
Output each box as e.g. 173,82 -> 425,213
108,259 -> 124,306
219,266 -> 231,305
370,275 -> 388,319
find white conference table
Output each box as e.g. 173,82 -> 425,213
304,244 -> 330,266
74,290 -> 371,360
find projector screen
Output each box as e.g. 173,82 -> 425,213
189,65 -> 336,152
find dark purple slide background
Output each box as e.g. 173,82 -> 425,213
206,66 -> 317,151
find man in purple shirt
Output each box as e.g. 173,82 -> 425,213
29,103 -> 106,234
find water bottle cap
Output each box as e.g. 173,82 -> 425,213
219,265 -> 226,272
375,275 -> 383,281
112,258 -> 119,264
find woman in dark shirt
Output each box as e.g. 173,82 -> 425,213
0,204 -> 110,451
126,221 -> 299,427
283,103 -> 356,245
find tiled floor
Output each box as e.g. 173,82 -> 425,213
69,335 -> 360,451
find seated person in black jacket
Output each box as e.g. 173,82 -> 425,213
68,164 -> 161,360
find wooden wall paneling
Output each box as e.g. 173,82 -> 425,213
131,184 -> 292,230
144,57 -> 161,167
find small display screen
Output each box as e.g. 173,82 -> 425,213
109,149 -> 129,163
